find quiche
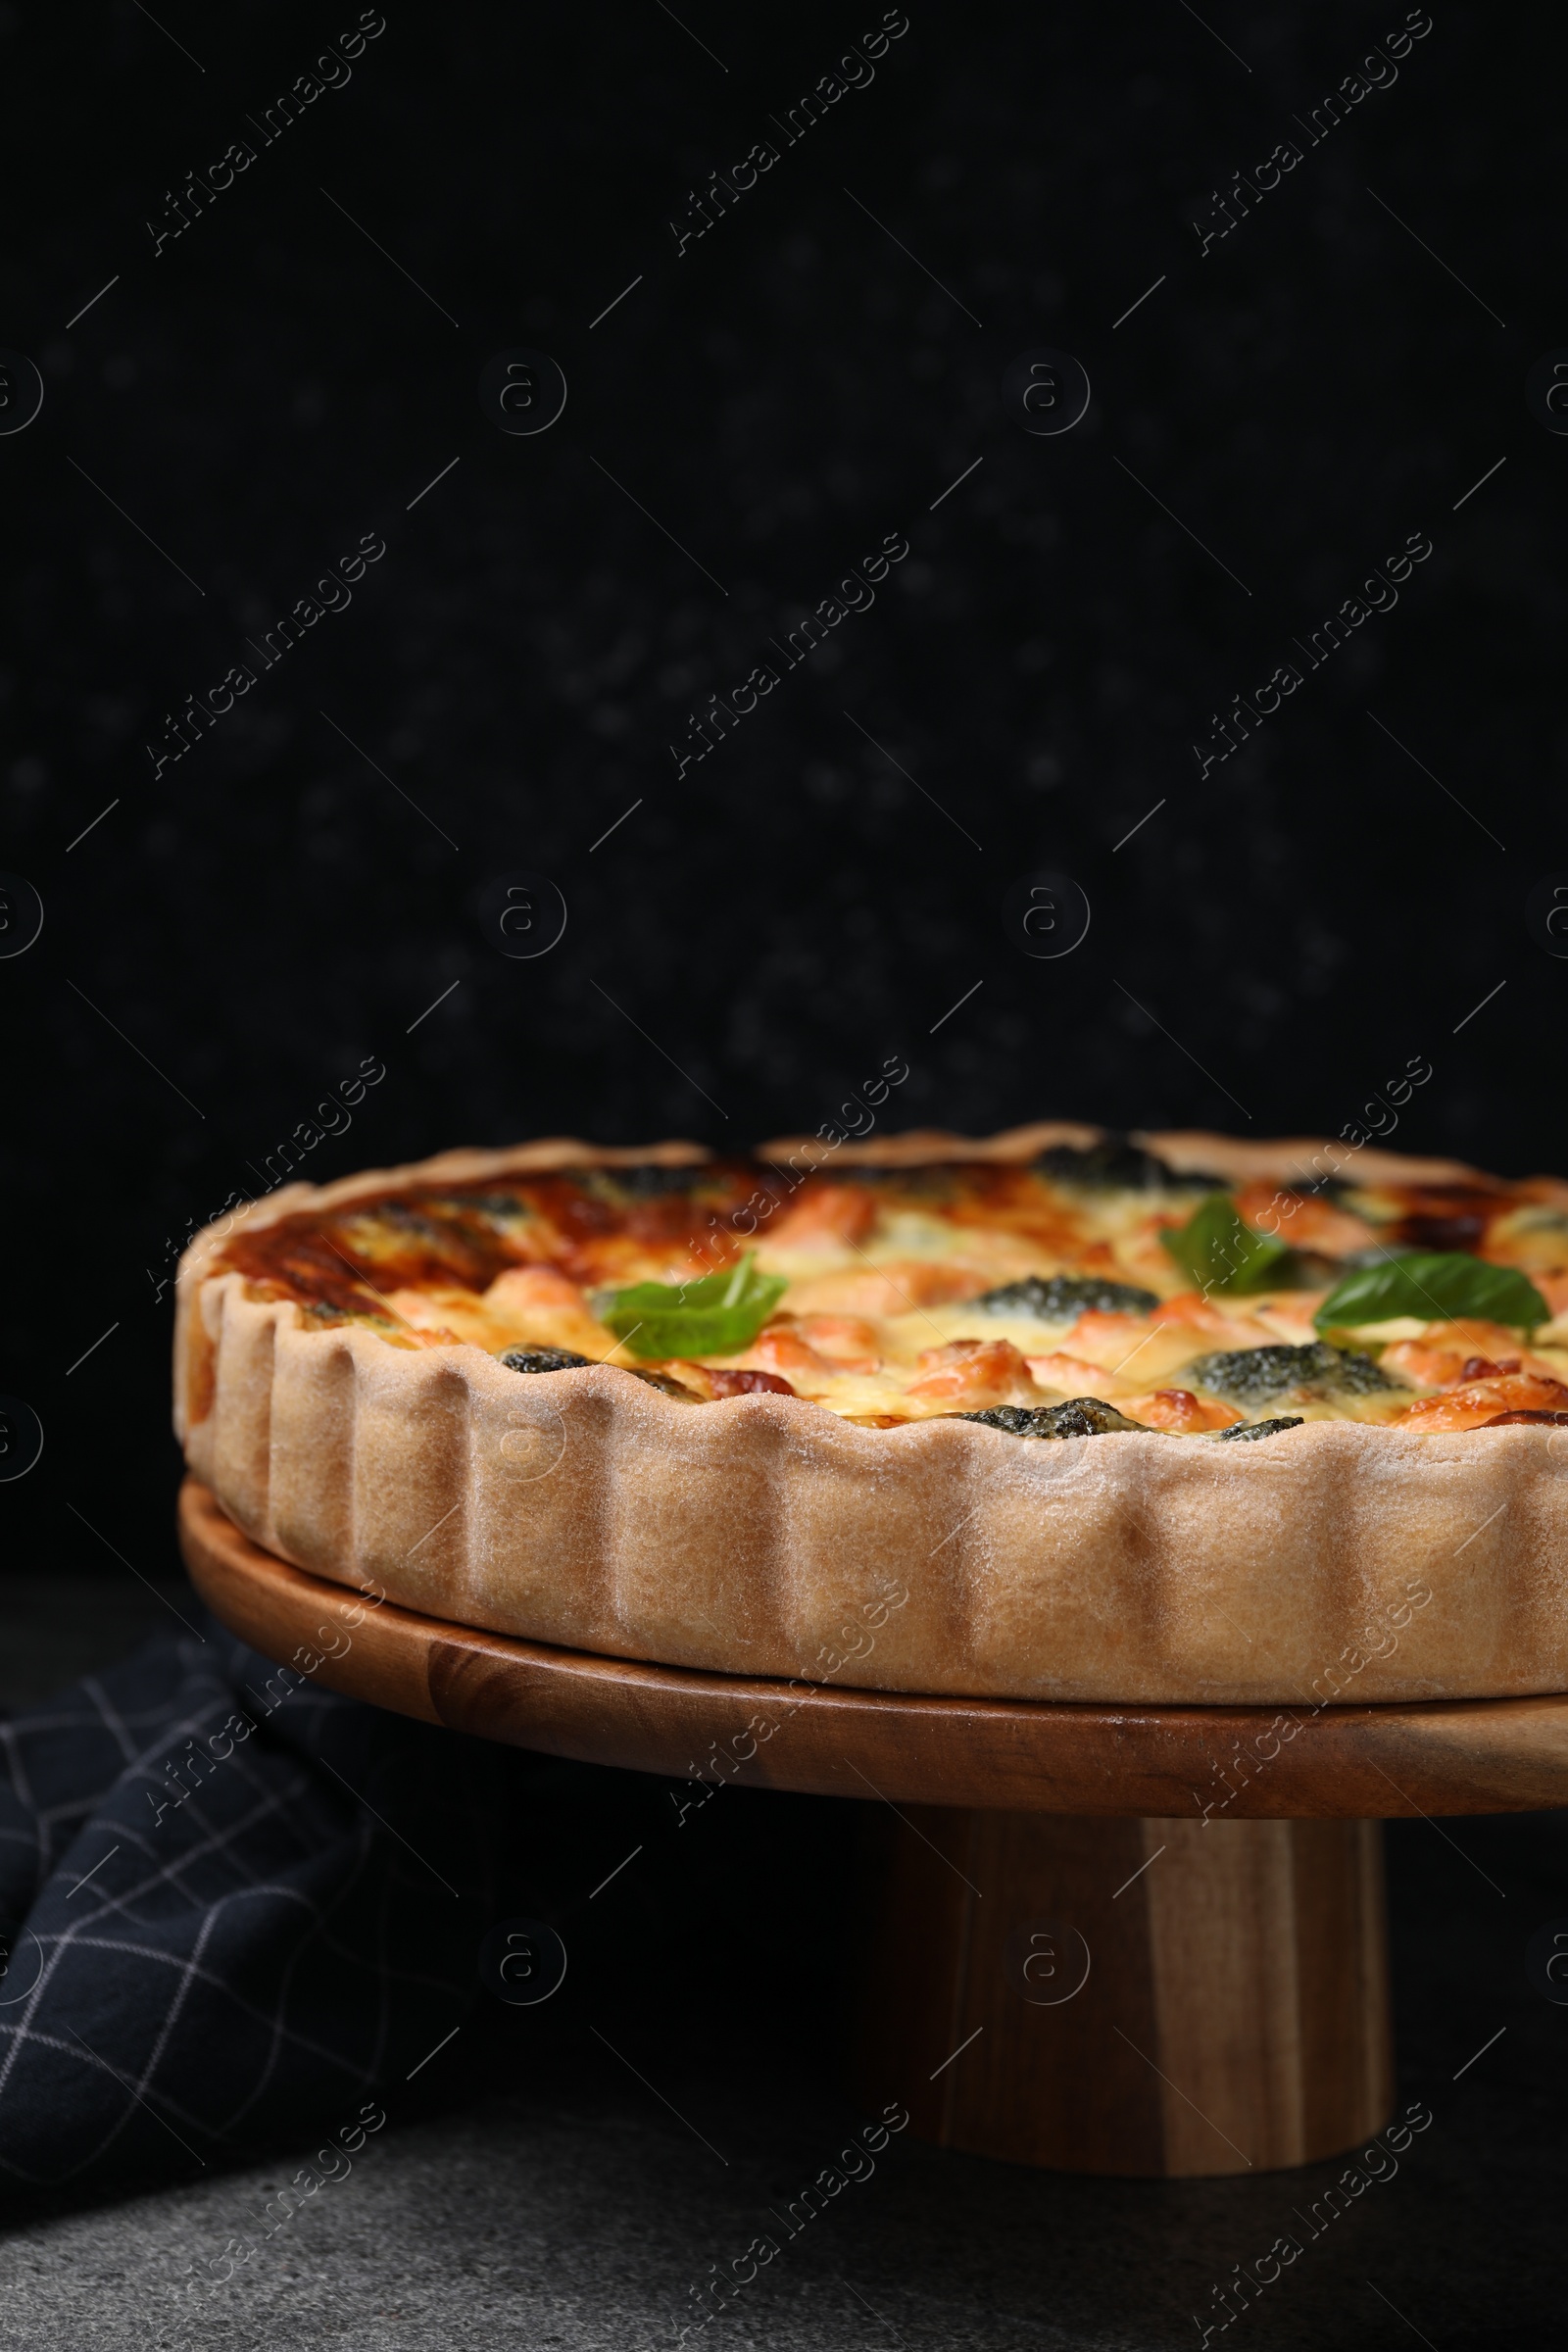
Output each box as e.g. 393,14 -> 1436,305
174,1124 -> 1568,1705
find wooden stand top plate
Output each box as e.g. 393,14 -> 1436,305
179,1478 -> 1568,1819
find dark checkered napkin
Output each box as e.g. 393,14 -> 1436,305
0,1613 -> 511,2194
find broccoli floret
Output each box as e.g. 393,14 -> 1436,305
956,1397 -> 1153,1439
974,1273 -> 1158,1320
1185,1343 -> 1396,1406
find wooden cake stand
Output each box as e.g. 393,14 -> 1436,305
178,1478 -> 1568,2180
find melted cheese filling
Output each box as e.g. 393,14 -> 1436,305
239,1172 -> 1568,1436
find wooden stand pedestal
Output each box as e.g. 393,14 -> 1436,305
858,1809 -> 1392,2176
178,1478 -> 1568,2180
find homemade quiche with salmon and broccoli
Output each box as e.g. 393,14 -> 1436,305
175,1123 -> 1568,1704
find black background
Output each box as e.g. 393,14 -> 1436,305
2,0 -> 1563,1563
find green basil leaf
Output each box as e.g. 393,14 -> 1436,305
1161,1194 -> 1294,1296
1314,1252 -> 1548,1334
598,1252 -> 789,1360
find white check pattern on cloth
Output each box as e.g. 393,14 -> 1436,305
0,1614 -> 507,2191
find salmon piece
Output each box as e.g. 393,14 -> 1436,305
792,1314 -> 882,1371
483,1265 -> 620,1357
1233,1181 -> 1377,1256
904,1338 -> 1038,1407
1061,1310 -> 1150,1353
486,1263 -> 591,1312
1533,1270 -> 1568,1319
1381,1319 -> 1559,1391
751,1327 -> 843,1382
385,1286 -> 503,1348
1152,1292 -> 1280,1345
783,1261 -> 994,1316
1027,1351 -> 1123,1396
1393,1371 -> 1568,1433
1382,1343 -> 1521,1388
1251,1297 -> 1330,1346
1119,1388 -> 1244,1433
764,1183 -> 879,1250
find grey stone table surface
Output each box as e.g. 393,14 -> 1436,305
0,1573 -> 1561,2352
